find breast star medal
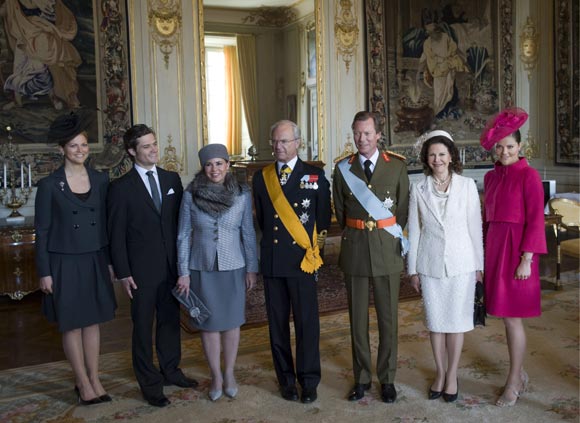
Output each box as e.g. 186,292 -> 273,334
382,196 -> 394,210
299,212 -> 310,224
301,198 -> 311,209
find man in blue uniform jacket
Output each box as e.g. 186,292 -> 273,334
253,120 -> 331,404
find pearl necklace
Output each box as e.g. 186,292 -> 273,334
432,174 -> 451,186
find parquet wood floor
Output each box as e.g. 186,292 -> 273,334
0,284 -> 136,370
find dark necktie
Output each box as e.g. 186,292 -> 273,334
279,164 -> 291,186
146,170 -> 162,213
364,160 -> 373,182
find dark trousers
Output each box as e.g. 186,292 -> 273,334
130,269 -> 182,399
344,273 -> 400,384
263,275 -> 321,389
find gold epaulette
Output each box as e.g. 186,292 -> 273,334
384,150 -> 406,161
333,153 -> 356,164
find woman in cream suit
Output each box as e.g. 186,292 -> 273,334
408,130 -> 483,403
176,144 -> 258,402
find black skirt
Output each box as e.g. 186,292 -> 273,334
42,249 -> 116,332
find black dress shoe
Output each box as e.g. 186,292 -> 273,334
280,385 -> 299,401
164,374 -> 199,388
74,386 -> 102,406
99,394 -> 112,402
147,396 -> 171,407
301,388 -> 317,404
380,383 -> 397,403
347,382 -> 372,401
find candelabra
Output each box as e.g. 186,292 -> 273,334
0,126 -> 32,222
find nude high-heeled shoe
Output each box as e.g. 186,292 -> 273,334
224,385 -> 238,398
208,389 -> 222,402
496,385 -> 521,407
497,370 -> 529,407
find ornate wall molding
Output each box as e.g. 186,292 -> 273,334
499,0 -> 515,108
334,0 -> 359,73
519,16 -> 539,79
364,0 -> 387,128
241,7 -> 297,27
315,0 -> 326,159
148,0 -> 182,69
524,131 -> 539,159
197,0 -> 208,145
159,135 -> 183,171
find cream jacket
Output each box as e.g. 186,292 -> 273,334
407,174 -> 483,278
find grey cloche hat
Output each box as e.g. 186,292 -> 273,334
198,143 -> 230,166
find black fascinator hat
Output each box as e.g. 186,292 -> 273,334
48,112 -> 85,147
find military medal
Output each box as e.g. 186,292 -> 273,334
299,212 -> 309,224
300,174 -> 319,189
301,198 -> 311,209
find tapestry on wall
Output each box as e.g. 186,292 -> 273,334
0,0 -> 132,178
365,0 -> 515,171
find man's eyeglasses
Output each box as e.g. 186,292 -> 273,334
269,138 -> 299,146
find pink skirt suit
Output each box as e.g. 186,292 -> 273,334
483,158 -> 547,318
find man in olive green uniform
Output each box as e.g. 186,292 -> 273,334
332,111 -> 409,403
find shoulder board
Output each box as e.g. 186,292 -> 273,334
333,152 -> 356,164
347,154 -> 357,164
384,150 -> 406,161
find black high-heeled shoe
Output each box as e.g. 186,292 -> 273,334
99,394 -> 112,402
428,388 -> 442,400
442,379 -> 459,403
74,386 -> 103,405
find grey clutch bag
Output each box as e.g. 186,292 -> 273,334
171,286 -> 211,326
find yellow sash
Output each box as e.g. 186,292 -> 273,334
263,164 -> 322,274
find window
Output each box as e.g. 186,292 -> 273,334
204,35 -> 251,156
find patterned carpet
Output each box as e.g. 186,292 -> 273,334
0,272 -> 577,423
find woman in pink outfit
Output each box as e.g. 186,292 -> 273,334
480,108 -> 547,407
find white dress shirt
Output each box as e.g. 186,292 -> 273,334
358,148 -> 379,172
277,155 -> 299,175
134,163 -> 162,205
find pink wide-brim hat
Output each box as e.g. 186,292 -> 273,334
480,107 -> 529,150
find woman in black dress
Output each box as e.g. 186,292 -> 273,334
35,112 -> 116,405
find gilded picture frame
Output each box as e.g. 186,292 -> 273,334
0,0 -> 132,178
365,0 -> 515,171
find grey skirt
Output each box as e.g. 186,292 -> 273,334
189,267 -> 246,331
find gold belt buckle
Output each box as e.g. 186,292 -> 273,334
365,220 -> 376,231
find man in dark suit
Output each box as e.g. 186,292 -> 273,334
107,124 -> 197,407
332,111 -> 409,404
253,120 -> 331,404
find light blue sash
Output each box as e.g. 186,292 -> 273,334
337,158 -> 409,256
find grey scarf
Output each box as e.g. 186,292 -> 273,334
188,172 -> 241,217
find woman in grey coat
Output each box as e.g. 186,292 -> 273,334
176,144 -> 258,401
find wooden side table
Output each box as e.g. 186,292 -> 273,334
0,217 -> 38,299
